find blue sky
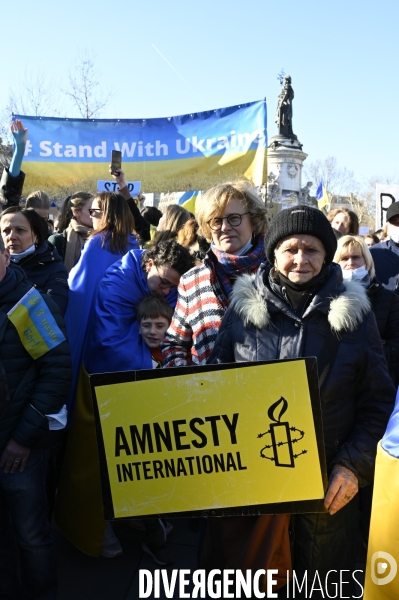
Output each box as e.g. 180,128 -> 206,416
1,0 -> 398,185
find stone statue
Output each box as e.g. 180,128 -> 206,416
266,172 -> 280,203
275,75 -> 296,139
299,181 -> 313,205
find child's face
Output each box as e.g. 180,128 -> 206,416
139,317 -> 170,349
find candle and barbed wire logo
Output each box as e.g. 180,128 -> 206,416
257,396 -> 307,468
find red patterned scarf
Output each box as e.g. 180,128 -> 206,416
212,235 -> 265,297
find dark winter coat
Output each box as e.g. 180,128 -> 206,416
10,241 -> 69,315
370,240 -> 399,294
208,263 -> 395,487
0,168 -> 25,209
367,278 -> 399,386
0,267 -> 71,453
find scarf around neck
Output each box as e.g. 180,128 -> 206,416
212,234 -> 265,297
64,219 -> 92,272
9,244 -> 36,263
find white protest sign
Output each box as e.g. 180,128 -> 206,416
375,185 -> 399,229
97,180 -> 141,194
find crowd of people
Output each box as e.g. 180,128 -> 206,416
0,120 -> 398,599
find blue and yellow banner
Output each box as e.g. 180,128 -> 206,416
7,287 -> 66,359
15,100 -> 267,193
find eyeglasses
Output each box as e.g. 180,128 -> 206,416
207,212 -> 249,231
89,207 -> 102,216
156,266 -> 178,291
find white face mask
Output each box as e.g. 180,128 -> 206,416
342,265 -> 369,281
390,228 -> 399,244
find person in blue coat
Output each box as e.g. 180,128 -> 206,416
85,240 -> 195,374
64,191 -> 139,423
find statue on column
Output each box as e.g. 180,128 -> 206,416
275,75 -> 296,139
266,172 -> 280,203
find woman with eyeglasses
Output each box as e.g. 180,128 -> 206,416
63,192 -> 139,424
84,240 -> 195,375
162,180 -> 267,368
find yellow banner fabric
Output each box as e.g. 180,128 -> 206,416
364,443 -> 399,599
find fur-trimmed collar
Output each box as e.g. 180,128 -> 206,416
230,272 -> 371,332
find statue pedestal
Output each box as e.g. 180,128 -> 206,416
267,135 -> 308,211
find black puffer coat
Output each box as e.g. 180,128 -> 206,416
0,267 -> 71,453
367,278 -> 399,386
10,241 -> 69,315
208,263 -> 395,487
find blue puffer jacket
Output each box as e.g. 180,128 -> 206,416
10,241 -> 69,315
208,263 -> 395,487
0,267 -> 71,453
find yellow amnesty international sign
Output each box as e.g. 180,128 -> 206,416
90,359 -> 327,520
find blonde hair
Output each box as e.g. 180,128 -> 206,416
154,204 -> 191,244
327,208 -> 350,224
333,235 -> 375,279
176,218 -> 199,247
196,180 -> 267,242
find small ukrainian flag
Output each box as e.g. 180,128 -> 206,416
316,181 -> 329,209
7,287 -> 65,360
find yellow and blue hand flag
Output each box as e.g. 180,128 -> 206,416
7,287 -> 65,360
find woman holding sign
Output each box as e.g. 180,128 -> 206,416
163,181 -> 292,593
208,205 -> 395,595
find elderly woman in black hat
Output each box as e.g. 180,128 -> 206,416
208,205 -> 395,594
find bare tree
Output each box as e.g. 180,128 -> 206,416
0,69 -> 61,172
303,156 -> 356,197
65,50 -> 112,119
5,70 -> 61,118
0,69 -> 62,148
0,137 -> 12,170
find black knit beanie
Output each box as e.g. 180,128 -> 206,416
265,205 -> 337,265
